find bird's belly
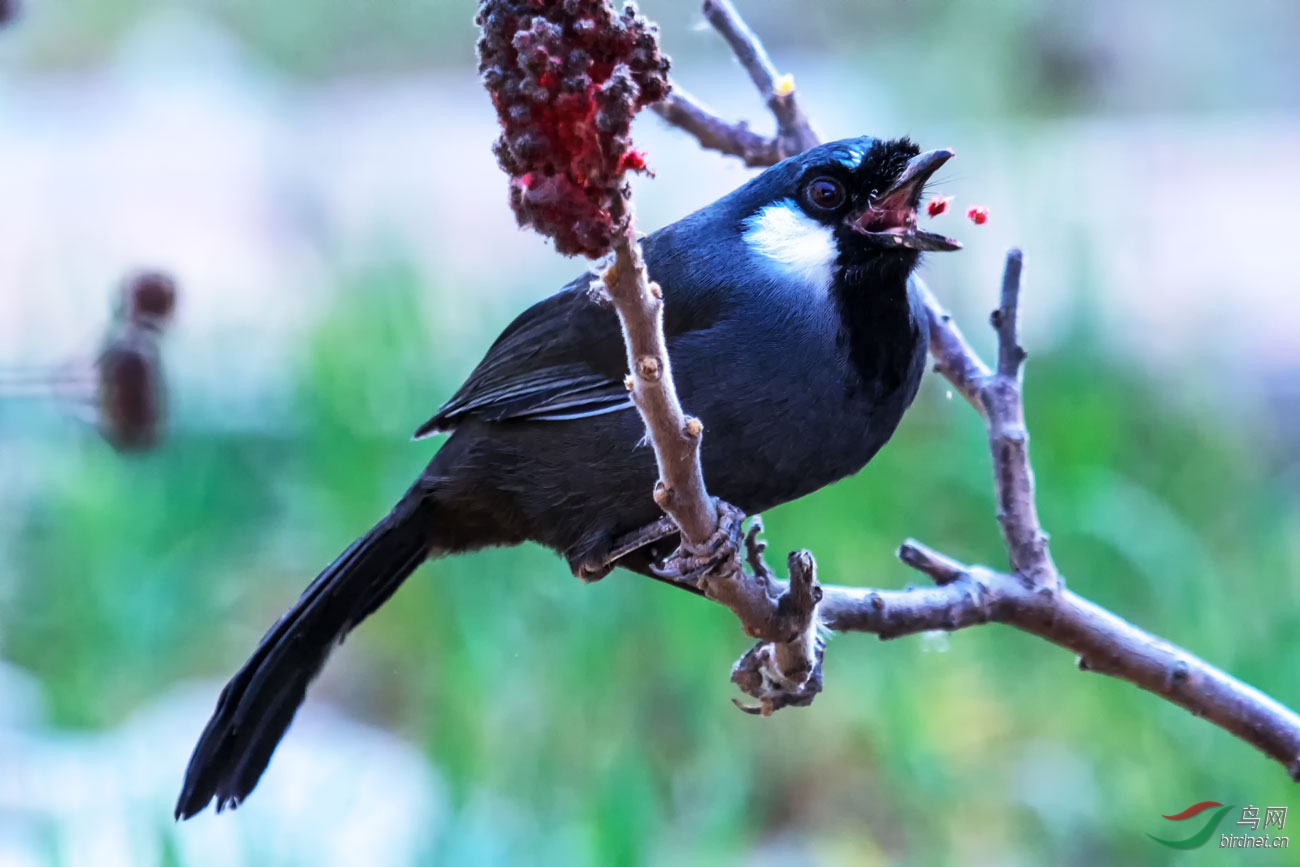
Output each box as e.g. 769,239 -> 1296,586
691,384 -> 894,516
671,316 -> 918,516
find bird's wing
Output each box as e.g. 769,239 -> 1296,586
416,277 -> 629,437
416,253 -> 725,437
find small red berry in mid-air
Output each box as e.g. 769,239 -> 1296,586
966,206 -> 989,225
619,149 -> 647,172
926,196 -> 952,218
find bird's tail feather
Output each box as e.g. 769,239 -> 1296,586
174,493 -> 435,820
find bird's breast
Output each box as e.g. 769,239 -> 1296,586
671,297 -> 923,514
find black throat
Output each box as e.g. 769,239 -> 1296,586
831,254 -> 924,401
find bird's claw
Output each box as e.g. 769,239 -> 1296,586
650,500 -> 746,589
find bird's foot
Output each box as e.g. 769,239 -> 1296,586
651,499 -> 746,589
601,515 -> 679,568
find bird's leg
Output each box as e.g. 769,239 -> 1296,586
602,515 -> 679,566
651,499 -> 747,588
569,515 -> 681,582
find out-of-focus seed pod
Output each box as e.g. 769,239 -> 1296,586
97,327 -> 166,453
0,269 -> 176,453
122,270 -> 178,329
97,270 -> 176,452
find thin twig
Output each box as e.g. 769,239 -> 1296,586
701,0 -> 819,155
912,275 -> 989,414
977,251 -> 1057,588
651,91 -> 781,168
895,538 -> 966,586
993,250 -> 1027,379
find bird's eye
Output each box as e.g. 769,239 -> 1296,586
803,177 -> 846,212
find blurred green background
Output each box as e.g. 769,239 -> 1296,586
2,1 -> 1299,865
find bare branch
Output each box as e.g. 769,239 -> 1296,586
829,547 -> 1300,781
993,250 -> 1027,379
912,275 -> 990,414
633,0 -> 1300,782
701,0 -> 819,155
604,195 -> 719,545
896,538 -> 966,586
820,570 -> 999,639
977,251 -> 1058,588
651,90 -> 781,168
651,1 -> 819,164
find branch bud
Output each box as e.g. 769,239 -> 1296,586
635,355 -> 661,381
652,480 -> 671,508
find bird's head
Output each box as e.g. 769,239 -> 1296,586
737,136 -> 959,293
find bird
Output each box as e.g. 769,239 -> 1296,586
174,135 -> 960,819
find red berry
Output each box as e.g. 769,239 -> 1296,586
926,196 -> 952,218
619,149 -> 647,172
966,206 -> 989,225
97,329 -> 165,452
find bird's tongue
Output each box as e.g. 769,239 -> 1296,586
855,147 -> 955,234
856,195 -> 917,233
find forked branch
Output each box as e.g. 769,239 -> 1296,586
632,0 -> 1300,780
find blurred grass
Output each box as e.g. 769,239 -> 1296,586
4,251 -> 1298,864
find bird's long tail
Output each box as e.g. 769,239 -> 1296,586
174,491 -> 436,820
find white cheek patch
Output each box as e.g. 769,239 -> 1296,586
742,200 -> 837,294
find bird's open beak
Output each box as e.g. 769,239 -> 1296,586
848,148 -> 962,252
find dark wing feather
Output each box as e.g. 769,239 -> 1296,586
416,223 -> 729,438
426,363 -> 632,429
415,274 -> 633,437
